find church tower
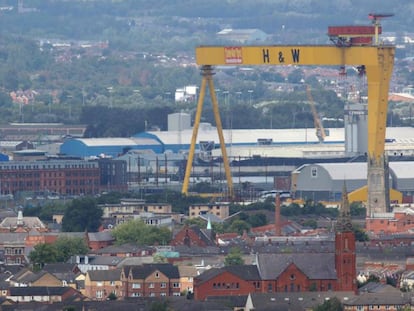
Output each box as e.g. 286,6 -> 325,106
335,182 -> 357,292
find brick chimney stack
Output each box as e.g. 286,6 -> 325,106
275,192 -> 282,236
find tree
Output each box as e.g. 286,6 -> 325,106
54,236 -> 89,262
353,225 -> 369,242
62,197 -> 102,232
229,219 -> 251,235
29,237 -> 89,269
224,247 -> 244,266
107,292 -> 117,301
112,219 -> 172,245
313,297 -> 343,311
29,243 -> 59,270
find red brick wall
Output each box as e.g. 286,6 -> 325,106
335,231 -> 357,292
194,271 -> 257,301
274,263 -> 313,292
170,227 -> 210,247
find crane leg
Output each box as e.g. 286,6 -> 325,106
207,70 -> 234,199
366,47 -> 394,216
181,65 -> 234,199
181,68 -> 208,195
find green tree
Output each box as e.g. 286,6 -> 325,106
112,219 -> 171,245
54,236 -> 89,262
107,292 -> 117,301
224,247 -> 244,266
350,202 -> 366,217
62,197 -> 102,232
313,297 -> 343,311
247,213 -> 267,227
29,243 -> 59,270
229,219 -> 251,235
353,225 -> 369,242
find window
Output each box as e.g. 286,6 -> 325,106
110,281 -> 115,286
149,283 -> 155,288
311,167 -> 318,178
131,292 -> 141,297
267,283 -> 272,292
96,282 -> 103,287
96,290 -> 104,299
161,282 -> 167,288
155,272 -> 160,278
149,292 -> 155,297
173,292 -> 181,296
173,282 -> 180,288
160,292 -> 167,297
132,283 -> 141,289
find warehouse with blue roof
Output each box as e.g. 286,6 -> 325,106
60,137 -> 163,158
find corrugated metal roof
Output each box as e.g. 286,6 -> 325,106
147,128 -> 344,145
77,137 -> 159,147
316,162 -> 368,180
389,161 -> 414,179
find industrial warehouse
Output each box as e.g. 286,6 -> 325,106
56,111 -> 414,205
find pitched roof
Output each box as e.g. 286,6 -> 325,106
87,268 -> 121,282
126,264 -> 179,279
42,263 -> 78,274
8,286 -> 75,296
257,253 -> 337,280
181,225 -> 215,246
347,284 -> 410,306
196,265 -> 260,285
177,265 -> 198,278
88,231 -> 114,242
91,243 -> 153,255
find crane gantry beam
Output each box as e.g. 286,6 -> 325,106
183,44 -> 394,214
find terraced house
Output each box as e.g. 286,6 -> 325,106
120,264 -> 181,298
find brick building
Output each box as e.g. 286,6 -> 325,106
366,206 -> 414,235
0,159 -> 100,196
170,225 -> 215,247
120,264 -> 181,298
194,185 -> 357,300
0,158 -> 129,196
188,203 -> 229,219
85,269 -> 122,301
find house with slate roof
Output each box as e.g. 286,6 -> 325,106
87,231 -> 115,250
89,243 -> 155,257
170,225 -> 215,247
42,263 -> 81,288
343,284 -> 411,311
120,264 -> 181,298
8,268 -> 62,287
7,286 -> 83,303
85,268 -> 122,300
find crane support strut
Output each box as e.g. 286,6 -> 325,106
181,65 -> 234,198
183,45 -> 394,213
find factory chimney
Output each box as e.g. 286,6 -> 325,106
274,192 -> 282,236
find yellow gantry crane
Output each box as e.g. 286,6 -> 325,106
306,85 -> 328,143
182,15 -> 394,215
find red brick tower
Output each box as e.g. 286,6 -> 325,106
335,182 -> 357,292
